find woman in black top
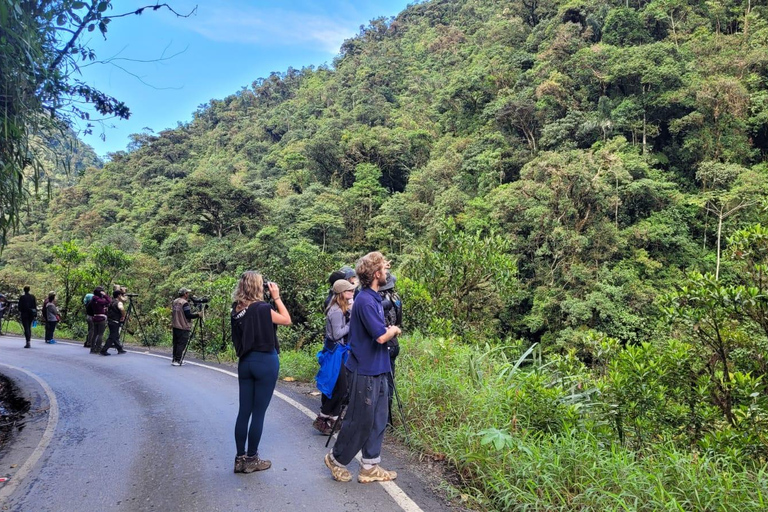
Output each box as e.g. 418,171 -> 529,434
231,271 -> 291,473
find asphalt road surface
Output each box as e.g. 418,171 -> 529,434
0,335 -> 450,512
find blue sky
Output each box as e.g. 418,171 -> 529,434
77,0 -> 413,158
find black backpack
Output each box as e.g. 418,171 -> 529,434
85,298 -> 95,316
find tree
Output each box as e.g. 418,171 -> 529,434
50,240 -> 87,320
0,0 -> 193,247
694,162 -> 766,279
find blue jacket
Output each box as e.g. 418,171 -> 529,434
316,341 -> 349,398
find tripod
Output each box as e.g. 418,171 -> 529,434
180,311 -> 221,364
120,296 -> 150,347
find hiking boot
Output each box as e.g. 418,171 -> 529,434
358,464 -> 397,483
24,343 -> 31,348
313,415 -> 333,435
117,349 -> 127,354
99,351 -> 110,356
243,454 -> 271,472
324,453 -> 351,482
234,455 -> 247,473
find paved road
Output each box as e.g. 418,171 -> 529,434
0,335 -> 449,512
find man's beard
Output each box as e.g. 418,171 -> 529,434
378,274 -> 387,286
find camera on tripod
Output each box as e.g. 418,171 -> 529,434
191,296 -> 210,309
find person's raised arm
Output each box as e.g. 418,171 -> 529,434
268,282 -> 292,326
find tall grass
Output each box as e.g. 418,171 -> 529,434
392,333 -> 768,511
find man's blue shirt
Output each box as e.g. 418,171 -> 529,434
345,287 -> 390,376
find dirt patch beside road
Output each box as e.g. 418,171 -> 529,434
0,374 -> 30,453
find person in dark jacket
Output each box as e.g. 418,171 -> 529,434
100,289 -> 127,356
231,271 -> 291,474
18,286 -> 37,348
379,272 -> 403,427
89,287 -> 111,354
171,288 -> 202,366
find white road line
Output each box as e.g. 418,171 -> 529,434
133,349 -> 425,512
0,363 -> 60,504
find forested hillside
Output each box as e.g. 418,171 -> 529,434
4,0 -> 768,507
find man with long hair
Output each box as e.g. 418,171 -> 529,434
324,251 -> 401,483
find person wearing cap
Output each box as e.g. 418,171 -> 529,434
324,251 -> 401,484
44,292 -> 61,344
323,266 -> 357,310
89,286 -> 111,354
100,288 -> 127,356
313,279 -> 356,435
171,287 -> 202,366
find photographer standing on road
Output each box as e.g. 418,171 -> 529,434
324,251 -> 401,484
231,271 -> 291,474
18,286 -> 37,348
89,287 -> 110,354
171,288 -> 203,366
44,292 -> 60,344
100,288 -> 127,356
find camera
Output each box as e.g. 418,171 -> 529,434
262,279 -> 273,301
191,296 -> 209,310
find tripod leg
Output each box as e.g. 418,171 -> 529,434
129,299 -> 151,347
119,304 -> 131,347
325,403 -> 347,448
390,374 -> 411,445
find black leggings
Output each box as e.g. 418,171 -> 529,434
235,350 -> 279,457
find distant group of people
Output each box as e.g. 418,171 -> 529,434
83,286 -> 127,355
230,251 -> 403,484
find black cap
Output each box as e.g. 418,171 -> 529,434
328,270 -> 346,286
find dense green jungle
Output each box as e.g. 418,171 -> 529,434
4,0 -> 768,508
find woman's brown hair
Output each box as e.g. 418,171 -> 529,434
232,271 -> 264,311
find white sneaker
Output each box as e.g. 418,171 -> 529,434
171,361 -> 181,366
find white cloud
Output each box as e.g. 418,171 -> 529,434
187,3 -> 358,53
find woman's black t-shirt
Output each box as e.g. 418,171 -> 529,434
231,301 -> 278,358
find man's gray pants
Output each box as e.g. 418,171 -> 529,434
332,370 -> 389,466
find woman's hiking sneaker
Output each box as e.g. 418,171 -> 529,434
313,415 -> 334,435
243,454 -> 271,472
234,455 -> 247,473
358,464 -> 397,484
324,453 -> 352,482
